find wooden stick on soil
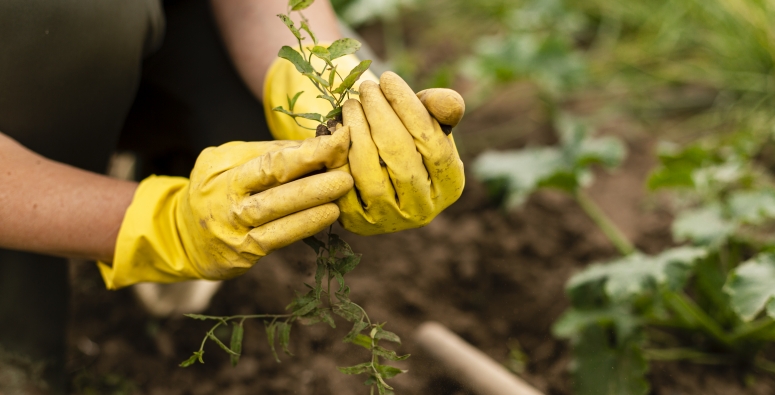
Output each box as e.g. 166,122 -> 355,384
414,322 -> 544,395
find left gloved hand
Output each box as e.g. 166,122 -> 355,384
336,72 -> 465,235
264,53 -> 466,235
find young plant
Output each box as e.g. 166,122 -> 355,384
271,0 -> 372,136
181,3 -> 407,394
476,126 -> 775,394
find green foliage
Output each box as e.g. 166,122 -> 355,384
272,5 -> 371,131
473,114 -> 625,207
551,128 -> 775,392
182,230 -> 407,394
724,253 -> 775,322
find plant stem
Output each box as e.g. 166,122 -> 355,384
574,188 -> 636,255
731,318 -> 775,342
663,291 -> 735,348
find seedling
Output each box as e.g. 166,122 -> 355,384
181,3 -> 406,394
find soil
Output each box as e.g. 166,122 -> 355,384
65,82 -> 775,394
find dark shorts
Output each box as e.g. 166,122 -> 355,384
0,1 -> 271,392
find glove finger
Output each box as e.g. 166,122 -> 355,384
379,72 -> 460,166
234,126 -> 350,194
359,80 -> 431,208
343,99 -> 396,209
416,88 -> 465,127
236,171 -> 353,227
249,203 -> 340,254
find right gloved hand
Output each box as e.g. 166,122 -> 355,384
98,128 -> 352,290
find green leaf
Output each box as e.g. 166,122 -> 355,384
328,38 -> 362,60
289,0 -> 314,11
304,72 -> 330,87
310,45 -> 331,63
728,189 -> 775,225
571,325 -> 649,395
302,236 -> 325,254
278,321 -> 293,356
265,321 -> 280,363
328,65 -> 337,87
230,323 -> 244,367
334,254 -> 361,275
724,253 -> 775,322
567,246 -> 707,303
350,334 -> 373,350
647,143 -> 710,190
337,362 -> 373,375
376,364 -> 407,379
276,15 -> 302,40
317,94 -> 337,108
272,106 -> 324,123
329,233 -> 353,255
299,19 -> 317,44
345,320 -> 369,343
294,299 -> 320,317
320,310 -> 336,328
278,45 -> 313,74
373,346 -> 410,361
325,106 -> 343,120
672,204 -> 734,246
207,332 -> 239,356
287,91 -> 304,112
334,301 -> 362,322
552,306 -> 640,343
473,147 -> 567,207
374,327 -> 401,344
179,351 -> 204,367
332,60 -> 372,94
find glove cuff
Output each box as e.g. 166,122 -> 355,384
98,175 -> 200,289
263,49 -> 378,141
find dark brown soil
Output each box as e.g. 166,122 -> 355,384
66,84 -> 775,395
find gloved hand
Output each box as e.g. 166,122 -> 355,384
98,128 -> 352,289
336,72 -> 466,235
263,53 -> 465,235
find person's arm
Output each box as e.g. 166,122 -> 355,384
210,0 -> 343,102
0,132 -> 137,262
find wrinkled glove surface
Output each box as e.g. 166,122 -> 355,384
264,53 -> 466,235
99,129 -> 352,289
337,72 -> 466,235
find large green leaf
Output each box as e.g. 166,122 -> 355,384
473,116 -> 625,208
567,246 -> 707,302
473,147 -> 566,207
728,189 -> 775,225
672,204 -> 734,246
572,326 -> 649,395
724,253 -> 775,322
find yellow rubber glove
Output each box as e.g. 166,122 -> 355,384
98,128 -> 352,289
337,72 -> 466,235
263,52 -> 378,141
